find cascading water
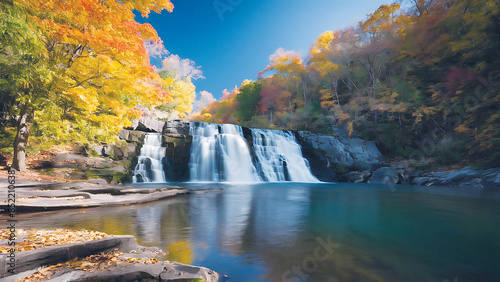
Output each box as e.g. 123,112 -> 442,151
189,123 -> 260,182
133,133 -> 167,183
131,121 -> 319,183
251,129 -> 319,182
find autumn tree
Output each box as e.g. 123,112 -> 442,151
4,0 -> 174,170
0,1 -> 51,171
259,48 -> 308,107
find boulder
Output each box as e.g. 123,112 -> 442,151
42,261 -> 219,282
297,130 -> 383,176
409,167 -> 500,188
412,176 -> 431,186
71,144 -> 88,156
368,167 -> 399,184
132,115 -> 165,133
121,130 -> 147,143
293,132 -> 338,181
340,170 -> 372,183
163,120 -> 191,136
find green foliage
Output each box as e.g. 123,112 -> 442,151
431,136 -> 469,166
0,127 -> 16,154
354,121 -> 413,158
0,1 -> 52,112
236,81 -> 262,121
394,80 -> 422,105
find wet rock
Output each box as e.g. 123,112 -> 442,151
161,121 -> 192,182
161,262 -> 220,281
163,120 -> 191,136
412,176 -> 430,186
368,167 -> 399,184
297,130 -> 383,180
409,167 -> 500,188
340,170 -> 372,183
298,131 -> 382,170
293,132 -> 338,181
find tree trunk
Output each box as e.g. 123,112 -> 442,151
12,107 -> 31,171
372,67 -> 376,99
302,80 -> 307,107
331,76 -> 340,106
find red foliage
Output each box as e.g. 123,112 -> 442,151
445,67 -> 476,96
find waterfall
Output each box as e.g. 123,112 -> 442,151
133,133 -> 166,183
189,123 -> 260,182
251,129 -> 319,182
131,122 -> 319,183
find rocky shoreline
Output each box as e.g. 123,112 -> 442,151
122,119 -> 500,189
0,229 -> 220,281
0,178 -> 221,212
293,128 -> 500,189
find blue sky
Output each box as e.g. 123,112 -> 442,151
136,0 -> 390,104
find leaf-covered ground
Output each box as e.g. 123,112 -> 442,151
0,229 -> 168,282
0,229 -> 108,252
23,249 -> 162,282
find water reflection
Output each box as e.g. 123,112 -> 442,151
5,183 -> 500,281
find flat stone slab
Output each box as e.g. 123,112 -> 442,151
44,262 -> 220,282
0,235 -> 220,281
0,236 -> 138,277
0,188 -> 188,212
0,179 -> 189,212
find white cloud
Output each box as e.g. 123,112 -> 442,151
161,54 -> 204,81
221,88 -> 231,101
144,40 -> 169,58
192,90 -> 216,113
269,47 -> 301,62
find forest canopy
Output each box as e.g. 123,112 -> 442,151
192,0 -> 500,169
1,0 -> 499,171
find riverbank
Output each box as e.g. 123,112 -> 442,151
0,177 -> 221,212
0,228 -> 220,281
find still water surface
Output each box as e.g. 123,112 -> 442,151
13,183 -> 500,281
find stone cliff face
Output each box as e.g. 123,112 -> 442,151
162,120 -> 192,182
296,129 -> 384,182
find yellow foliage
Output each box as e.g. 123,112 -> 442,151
309,30 -> 335,56
15,0 -> 172,146
167,241 -> 193,264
